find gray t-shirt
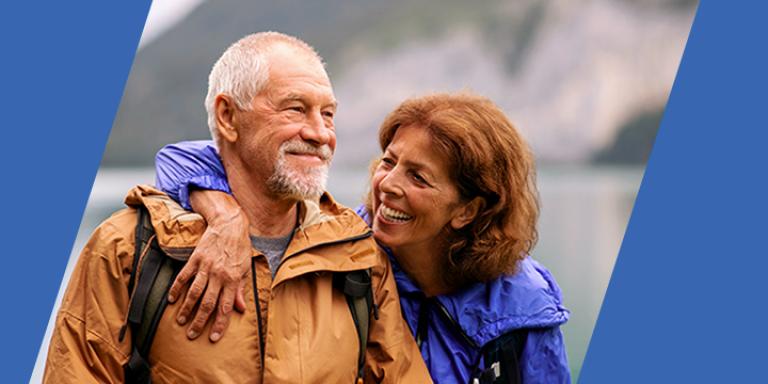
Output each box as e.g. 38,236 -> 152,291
250,233 -> 293,277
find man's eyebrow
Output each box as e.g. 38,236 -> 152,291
282,93 -> 337,109
282,93 -> 305,103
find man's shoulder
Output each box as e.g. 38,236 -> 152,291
124,185 -> 206,258
87,207 -> 140,251
86,185 -> 206,260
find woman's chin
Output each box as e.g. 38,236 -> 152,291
372,221 -> 399,248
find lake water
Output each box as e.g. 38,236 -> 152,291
32,165 -> 643,382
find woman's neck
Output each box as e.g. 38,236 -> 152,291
392,245 -> 453,297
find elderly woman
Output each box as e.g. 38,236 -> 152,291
155,93 -> 570,383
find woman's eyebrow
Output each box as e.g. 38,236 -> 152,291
402,158 -> 434,177
386,147 -> 431,172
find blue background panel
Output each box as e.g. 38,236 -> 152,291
4,0 -> 768,382
580,2 -> 768,383
0,1 -> 150,382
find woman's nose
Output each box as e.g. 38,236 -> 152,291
379,169 -> 404,197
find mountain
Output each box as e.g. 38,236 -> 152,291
592,105 -> 665,164
103,0 -> 696,167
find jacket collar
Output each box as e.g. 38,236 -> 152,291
385,244 -> 569,347
432,257 -> 569,346
124,185 -> 376,282
274,193 -> 375,287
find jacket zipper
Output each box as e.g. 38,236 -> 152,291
415,299 -> 431,347
434,298 -> 480,349
251,258 -> 266,369
252,229 -> 373,376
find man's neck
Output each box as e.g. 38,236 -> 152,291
225,159 -> 298,238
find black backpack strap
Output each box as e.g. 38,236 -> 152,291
129,206 -> 153,294
472,329 -> 528,384
120,207 -> 154,342
124,346 -> 151,384
122,207 -> 183,384
334,269 -> 376,384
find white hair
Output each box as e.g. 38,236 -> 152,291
204,32 -> 324,145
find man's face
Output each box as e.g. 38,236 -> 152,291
235,45 -> 337,200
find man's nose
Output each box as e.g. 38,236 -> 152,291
300,110 -> 333,146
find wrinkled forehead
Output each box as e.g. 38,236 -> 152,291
266,68 -> 335,108
266,43 -> 329,80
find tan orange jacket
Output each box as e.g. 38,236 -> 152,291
44,185 -> 431,383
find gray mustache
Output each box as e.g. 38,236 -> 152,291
280,140 -> 333,161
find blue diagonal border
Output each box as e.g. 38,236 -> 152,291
580,2 -> 768,382
0,1 -> 151,382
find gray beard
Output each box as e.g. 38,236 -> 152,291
266,152 -> 329,200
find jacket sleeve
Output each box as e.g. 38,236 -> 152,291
364,248 -> 433,383
520,326 -> 571,384
154,140 -> 231,210
43,212 -> 136,384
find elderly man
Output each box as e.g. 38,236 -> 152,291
44,32 -> 430,383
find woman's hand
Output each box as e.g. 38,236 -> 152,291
166,190 -> 251,342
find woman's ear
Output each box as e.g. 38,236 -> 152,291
215,94 -> 239,143
450,197 -> 485,230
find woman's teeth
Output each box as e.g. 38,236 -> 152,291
381,205 -> 413,222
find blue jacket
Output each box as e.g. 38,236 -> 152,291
355,207 -> 571,384
156,140 -> 571,383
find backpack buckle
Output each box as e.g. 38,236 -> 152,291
473,361 -> 501,383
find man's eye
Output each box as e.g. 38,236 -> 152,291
322,111 -> 334,118
287,106 -> 305,113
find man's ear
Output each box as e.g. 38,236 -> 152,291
450,197 -> 485,231
215,94 -> 239,143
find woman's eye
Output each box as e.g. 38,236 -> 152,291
411,172 -> 428,185
380,157 -> 395,168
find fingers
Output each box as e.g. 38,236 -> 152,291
176,270 -> 208,327
168,258 -> 199,303
164,214 -> 252,342
209,284 -> 236,342
209,307 -> 232,343
234,280 -> 247,313
186,278 -> 221,340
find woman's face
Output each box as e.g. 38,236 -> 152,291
371,124 -> 474,257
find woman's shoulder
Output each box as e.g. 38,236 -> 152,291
508,257 -> 566,302
439,257 -> 570,347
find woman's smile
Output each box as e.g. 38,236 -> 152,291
377,204 -> 414,223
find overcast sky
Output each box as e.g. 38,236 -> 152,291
139,0 -> 205,48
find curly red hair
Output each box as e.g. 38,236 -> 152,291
371,92 -> 540,289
